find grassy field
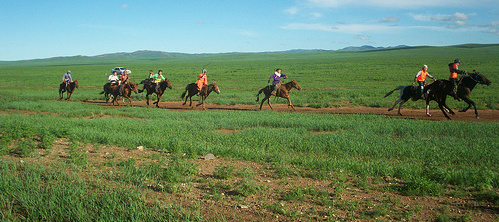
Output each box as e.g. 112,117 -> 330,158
1,45 -> 498,221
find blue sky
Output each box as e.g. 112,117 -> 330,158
1,0 -> 498,61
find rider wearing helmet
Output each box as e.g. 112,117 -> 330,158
414,65 -> 435,99
448,59 -> 466,100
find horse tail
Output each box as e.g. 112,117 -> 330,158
180,85 -> 188,99
384,85 -> 405,98
255,88 -> 264,102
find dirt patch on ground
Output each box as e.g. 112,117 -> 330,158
84,100 -> 499,122
3,139 -> 498,221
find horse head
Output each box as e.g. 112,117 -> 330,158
74,80 -> 79,89
290,79 -> 302,90
211,82 -> 220,94
470,70 -> 491,86
129,82 -> 139,94
162,79 -> 173,90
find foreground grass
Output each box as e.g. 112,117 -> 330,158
1,101 -> 498,190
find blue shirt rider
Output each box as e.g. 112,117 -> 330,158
62,70 -> 72,90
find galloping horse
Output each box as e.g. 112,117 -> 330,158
384,84 -> 435,116
138,79 -> 173,107
181,82 -> 220,110
99,82 -> 139,106
59,80 -> 79,100
423,70 -> 491,119
256,79 -> 301,111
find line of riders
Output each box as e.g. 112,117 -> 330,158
62,67 -> 289,99
413,58 -> 466,100
61,58 -> 463,101
61,58 -> 468,103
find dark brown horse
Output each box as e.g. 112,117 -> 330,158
138,79 -> 173,107
384,83 -> 436,116
423,70 -> 491,119
59,80 -> 79,100
256,79 -> 301,111
99,82 -> 139,106
180,82 -> 221,110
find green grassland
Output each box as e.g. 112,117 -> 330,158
1,45 -> 498,221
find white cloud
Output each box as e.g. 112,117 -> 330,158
409,13 -> 432,22
281,23 -> 402,34
305,0 -> 494,9
432,12 -> 470,21
478,21 -> 499,27
121,4 -> 129,9
381,17 -> 399,23
310,12 -> 323,18
281,23 -> 338,32
284,7 -> 299,15
355,34 -> 371,40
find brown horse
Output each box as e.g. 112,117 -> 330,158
180,82 -> 221,110
256,79 -> 302,111
59,80 -> 79,100
99,82 -> 139,106
138,79 -> 173,107
423,70 -> 491,119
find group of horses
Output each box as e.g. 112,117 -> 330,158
384,70 -> 491,119
58,70 -> 490,118
59,76 -> 303,111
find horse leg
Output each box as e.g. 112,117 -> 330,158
267,96 -> 273,110
441,98 -> 455,115
286,97 -> 295,111
182,93 -> 188,105
388,98 -> 402,111
459,96 -> 473,113
396,100 -> 407,116
259,97 -> 266,110
438,98 -> 451,120
460,97 -> 478,118
426,97 -> 432,117
66,92 -> 72,101
154,94 -> 161,107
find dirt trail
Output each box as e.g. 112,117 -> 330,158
85,100 -> 499,122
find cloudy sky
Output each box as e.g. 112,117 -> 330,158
1,0 -> 498,61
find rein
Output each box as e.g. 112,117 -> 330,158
468,73 -> 481,84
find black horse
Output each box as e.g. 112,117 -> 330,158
138,79 -> 173,107
384,84 -> 435,116
180,82 -> 220,110
423,70 -> 491,119
59,80 -> 79,101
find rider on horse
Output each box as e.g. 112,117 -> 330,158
150,70 -> 166,93
448,59 -> 466,100
62,70 -> 72,91
108,71 -> 119,85
195,69 -> 208,96
268,68 -> 287,96
119,69 -> 130,95
414,65 -> 435,99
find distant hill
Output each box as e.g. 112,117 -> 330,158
338,45 -> 410,51
2,44 -> 498,62
95,50 -> 191,59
